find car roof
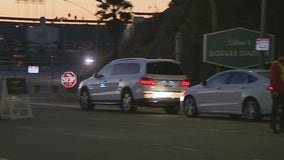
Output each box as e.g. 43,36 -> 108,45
224,69 -> 269,73
236,68 -> 268,72
211,69 -> 269,80
110,58 -> 179,64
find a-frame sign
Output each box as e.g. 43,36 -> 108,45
0,78 -> 33,120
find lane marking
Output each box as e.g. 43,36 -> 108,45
30,102 -> 78,108
87,117 -> 106,121
16,126 -> 46,131
204,128 -> 239,133
171,146 -> 201,152
16,126 -> 113,140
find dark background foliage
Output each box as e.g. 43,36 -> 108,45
120,0 -> 284,82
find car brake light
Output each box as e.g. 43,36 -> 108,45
182,90 -> 187,96
139,77 -> 157,86
267,86 -> 274,91
180,79 -> 190,87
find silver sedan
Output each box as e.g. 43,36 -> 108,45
181,69 -> 272,120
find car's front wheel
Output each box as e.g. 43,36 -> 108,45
79,89 -> 95,111
183,96 -> 198,117
243,98 -> 261,120
120,90 -> 137,112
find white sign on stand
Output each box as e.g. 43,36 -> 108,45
0,78 -> 33,120
256,38 -> 270,51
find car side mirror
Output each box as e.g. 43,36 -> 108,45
202,80 -> 207,86
94,73 -> 104,79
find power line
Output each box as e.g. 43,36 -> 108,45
62,0 -> 96,17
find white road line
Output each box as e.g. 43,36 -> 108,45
16,126 -> 46,131
30,102 -> 78,108
171,146 -> 201,152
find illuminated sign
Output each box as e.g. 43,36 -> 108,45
28,66 -> 39,73
203,28 -> 274,68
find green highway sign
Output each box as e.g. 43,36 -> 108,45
203,28 -> 275,68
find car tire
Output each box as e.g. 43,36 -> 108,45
243,98 -> 261,120
164,105 -> 180,114
183,96 -> 198,117
120,90 -> 137,113
79,88 -> 95,111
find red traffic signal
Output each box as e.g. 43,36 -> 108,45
50,55 -> 55,59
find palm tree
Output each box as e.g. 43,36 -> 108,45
96,0 -> 133,58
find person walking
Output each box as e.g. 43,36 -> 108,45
270,50 -> 284,133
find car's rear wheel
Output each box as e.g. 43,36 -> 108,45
79,89 -> 95,111
243,98 -> 261,120
183,96 -> 198,117
121,90 -> 137,112
164,105 -> 180,114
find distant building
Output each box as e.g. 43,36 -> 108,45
26,17 -> 60,62
0,17 -> 113,64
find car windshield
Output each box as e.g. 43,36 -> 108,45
146,62 -> 184,75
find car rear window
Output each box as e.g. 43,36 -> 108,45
146,62 -> 183,75
256,71 -> 270,79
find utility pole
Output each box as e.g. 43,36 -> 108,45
62,0 -> 99,59
259,0 -> 267,69
209,0 -> 218,32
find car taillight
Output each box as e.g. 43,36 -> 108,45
267,86 -> 274,91
180,79 -> 190,87
182,90 -> 188,96
139,77 -> 157,86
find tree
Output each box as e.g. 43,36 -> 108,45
96,0 -> 133,58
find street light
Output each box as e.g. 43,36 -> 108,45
84,56 -> 95,65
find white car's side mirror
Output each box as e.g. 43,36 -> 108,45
202,80 -> 207,86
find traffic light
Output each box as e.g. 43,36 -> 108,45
12,54 -> 17,59
49,55 -> 55,63
11,54 -> 24,66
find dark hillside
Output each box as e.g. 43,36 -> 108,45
119,0 -> 284,83
120,0 -> 212,83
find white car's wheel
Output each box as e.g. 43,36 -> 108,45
79,89 -> 95,111
243,98 -> 261,120
183,96 -> 198,117
120,90 -> 137,112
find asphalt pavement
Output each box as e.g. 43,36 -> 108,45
1,97 -> 284,160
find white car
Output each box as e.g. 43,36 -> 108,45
78,58 -> 190,114
181,69 -> 272,120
